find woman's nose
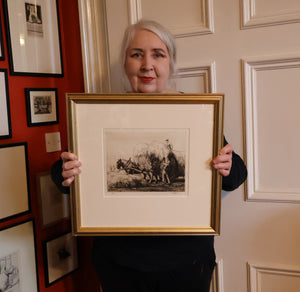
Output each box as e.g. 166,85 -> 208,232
141,55 -> 154,71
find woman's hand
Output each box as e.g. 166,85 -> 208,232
212,144 -> 233,177
61,152 -> 82,187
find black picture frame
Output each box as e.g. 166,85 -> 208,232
0,142 -> 31,223
0,11 -> 5,61
0,219 -> 39,292
42,232 -> 79,287
2,0 -> 64,77
25,88 -> 59,127
0,69 -> 11,139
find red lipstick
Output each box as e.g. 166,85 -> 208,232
140,77 -> 154,83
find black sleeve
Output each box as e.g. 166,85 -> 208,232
51,158 -> 70,194
221,137 -> 247,191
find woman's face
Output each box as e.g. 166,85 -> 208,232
125,29 -> 170,93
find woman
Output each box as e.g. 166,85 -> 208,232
52,19 -> 247,292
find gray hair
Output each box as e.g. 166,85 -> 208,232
120,19 -> 177,75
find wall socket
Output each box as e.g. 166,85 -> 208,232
45,132 -> 61,152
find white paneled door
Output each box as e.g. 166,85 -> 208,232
78,0 -> 300,291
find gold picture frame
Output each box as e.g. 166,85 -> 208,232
67,93 -> 224,236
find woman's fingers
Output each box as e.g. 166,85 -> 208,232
62,160 -> 82,172
62,176 -> 75,187
61,151 -> 78,163
60,151 -> 82,186
212,144 -> 233,177
62,166 -> 81,179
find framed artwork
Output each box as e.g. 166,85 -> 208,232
3,0 -> 63,76
0,69 -> 12,139
0,142 -> 30,223
43,232 -> 79,287
36,171 -> 70,229
66,93 -> 224,236
25,88 -> 59,127
0,219 -> 39,292
0,12 -> 4,60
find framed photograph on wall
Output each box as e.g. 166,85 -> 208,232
0,142 -> 30,222
36,171 -> 70,229
3,0 -> 63,76
43,232 -> 79,287
0,12 -> 4,60
0,69 -> 12,139
0,219 -> 39,292
25,88 -> 59,127
66,93 -> 224,236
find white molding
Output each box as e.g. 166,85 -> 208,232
241,0 -> 300,29
176,62 -> 217,93
210,259 -> 224,292
248,262 -> 300,292
128,0 -> 214,37
242,53 -> 300,203
128,0 -> 142,24
77,0 -> 111,93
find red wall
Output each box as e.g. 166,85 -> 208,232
0,0 -> 100,291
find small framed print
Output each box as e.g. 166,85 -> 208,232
3,0 -> 63,76
66,93 -> 224,236
0,69 -> 12,139
25,88 -> 59,127
0,142 -> 30,222
0,219 -> 39,292
43,232 -> 79,287
36,171 -> 70,229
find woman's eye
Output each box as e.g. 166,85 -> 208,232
154,53 -> 165,58
131,52 -> 142,58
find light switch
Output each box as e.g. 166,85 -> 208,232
45,132 -> 61,152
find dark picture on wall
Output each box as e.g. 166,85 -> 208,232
0,251 -> 20,292
25,3 -> 43,36
25,88 -> 59,126
43,232 -> 79,287
36,171 -> 70,229
104,129 -> 187,193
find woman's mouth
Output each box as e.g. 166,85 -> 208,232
140,77 -> 154,83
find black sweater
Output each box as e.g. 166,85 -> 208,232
51,138 -> 247,271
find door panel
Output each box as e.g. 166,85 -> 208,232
78,0 -> 300,291
243,55 -> 300,202
129,0 -> 214,36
